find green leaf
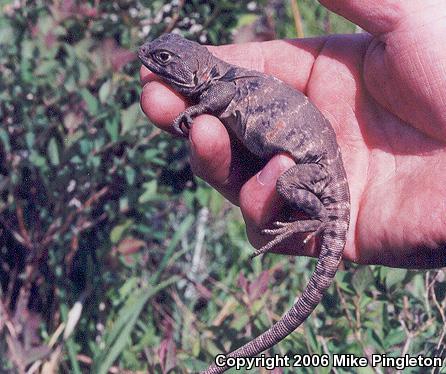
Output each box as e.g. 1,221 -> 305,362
138,180 -> 157,203
20,39 -> 34,82
118,277 -> 138,300
60,304 -> 82,374
124,165 -> 135,185
0,18 -> 13,44
35,60 -> 58,76
93,276 -> 180,374
110,219 -> 133,244
99,80 -> 112,103
385,269 -> 407,290
209,188 -> 224,216
384,328 -> 406,347
0,128 -> 11,153
47,137 -> 60,166
352,266 -> 374,295
105,116 -> 119,142
232,313 -> 249,331
30,150 -> 47,169
80,88 -> 99,115
121,103 -> 144,135
412,273 -> 427,301
152,214 -> 194,283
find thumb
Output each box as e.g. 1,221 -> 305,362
319,0 -> 410,34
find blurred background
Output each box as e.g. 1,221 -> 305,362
0,0 -> 444,373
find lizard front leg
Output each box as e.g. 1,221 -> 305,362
173,106 -> 204,137
172,82 -> 236,136
252,162 -> 330,257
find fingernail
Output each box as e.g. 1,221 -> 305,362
257,162 -> 277,186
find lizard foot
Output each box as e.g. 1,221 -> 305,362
173,112 -> 193,137
250,219 -> 322,259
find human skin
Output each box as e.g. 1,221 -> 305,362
140,0 -> 446,268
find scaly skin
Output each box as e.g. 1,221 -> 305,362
138,33 -> 350,373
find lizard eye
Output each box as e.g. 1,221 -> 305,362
154,50 -> 172,64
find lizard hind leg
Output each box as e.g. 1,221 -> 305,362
252,163 -> 329,258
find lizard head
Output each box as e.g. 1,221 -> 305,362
138,33 -> 216,96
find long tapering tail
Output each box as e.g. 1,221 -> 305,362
202,202 -> 349,374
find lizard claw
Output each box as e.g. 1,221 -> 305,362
253,219 -> 322,259
173,112 -> 193,137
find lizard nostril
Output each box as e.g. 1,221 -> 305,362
138,45 -> 148,58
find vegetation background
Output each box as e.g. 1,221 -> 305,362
0,0 -> 444,373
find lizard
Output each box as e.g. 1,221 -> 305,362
138,33 -> 350,374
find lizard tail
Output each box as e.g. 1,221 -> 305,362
202,200 -> 349,374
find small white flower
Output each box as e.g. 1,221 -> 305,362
189,24 -> 203,33
247,1 -> 257,11
162,4 -> 172,13
67,180 -> 76,193
96,322 -> 104,332
153,10 -> 164,24
129,7 -> 138,17
68,198 -> 82,208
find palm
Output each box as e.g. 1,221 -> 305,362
304,33 -> 446,267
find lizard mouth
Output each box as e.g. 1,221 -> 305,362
137,48 -> 158,73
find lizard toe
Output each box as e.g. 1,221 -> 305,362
254,219 -> 322,258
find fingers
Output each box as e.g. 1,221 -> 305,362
187,115 -> 234,200
240,155 -> 295,228
140,76 -> 187,135
319,0 -> 412,34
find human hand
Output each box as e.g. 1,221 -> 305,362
140,0 -> 446,268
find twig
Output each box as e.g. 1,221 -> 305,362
425,271 -> 432,319
310,317 -> 339,374
4,264 -> 18,309
0,298 -> 8,333
430,272 -> 446,350
185,207 -> 209,299
0,214 -> 29,249
399,320 -> 413,358
335,283 -> 382,374
16,199 -> 32,248
41,186 -> 109,247
290,0 -> 304,38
